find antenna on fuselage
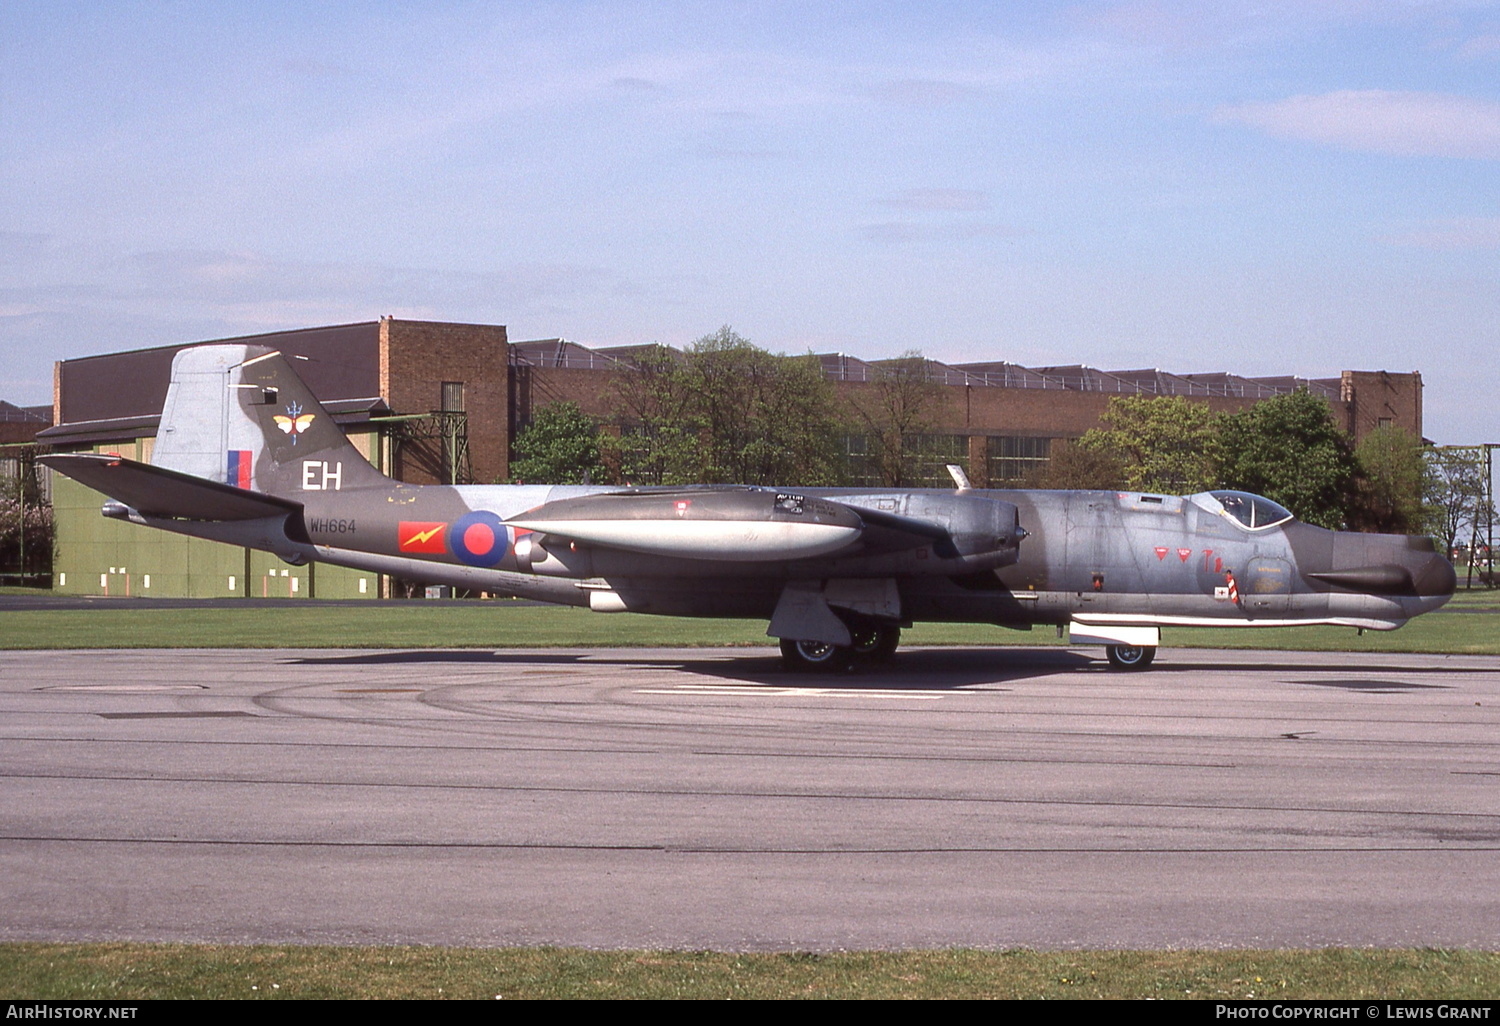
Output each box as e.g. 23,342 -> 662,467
945,464 -> 972,493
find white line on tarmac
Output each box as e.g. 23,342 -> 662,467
636,684 -> 947,699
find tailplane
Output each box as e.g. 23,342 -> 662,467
152,344 -> 388,496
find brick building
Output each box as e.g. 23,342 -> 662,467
509,340 -> 1424,488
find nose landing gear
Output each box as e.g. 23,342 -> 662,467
1105,644 -> 1156,671
779,637 -> 854,672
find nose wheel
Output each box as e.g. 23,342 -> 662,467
1105,644 -> 1156,671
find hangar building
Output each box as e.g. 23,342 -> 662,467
40,319 -> 507,599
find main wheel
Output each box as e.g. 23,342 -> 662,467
1105,644 -> 1156,671
848,623 -> 900,663
780,638 -> 853,673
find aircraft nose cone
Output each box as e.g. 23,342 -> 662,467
1412,550 -> 1457,598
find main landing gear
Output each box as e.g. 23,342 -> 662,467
1105,644 -> 1156,671
780,624 -> 901,673
849,622 -> 901,663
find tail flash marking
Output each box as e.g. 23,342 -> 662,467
227,450 -> 252,490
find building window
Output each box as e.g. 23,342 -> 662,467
842,433 -> 968,488
986,436 -> 1052,485
440,381 -> 465,413
903,434 -> 969,487
843,434 -> 881,487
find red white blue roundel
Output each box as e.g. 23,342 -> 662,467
448,511 -> 508,566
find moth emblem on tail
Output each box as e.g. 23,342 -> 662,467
273,401 -> 315,444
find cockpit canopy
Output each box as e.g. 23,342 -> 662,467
1189,490 -> 1295,531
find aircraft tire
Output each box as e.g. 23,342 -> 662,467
780,638 -> 854,673
849,624 -> 901,663
1105,644 -> 1156,671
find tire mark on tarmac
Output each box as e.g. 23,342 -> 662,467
5,769 -> 1499,822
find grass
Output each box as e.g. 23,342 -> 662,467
4,944 -> 1500,1000
1,588 -> 1496,653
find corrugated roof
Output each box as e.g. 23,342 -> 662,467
816,353 -> 876,381
510,339 -> 627,369
1247,375 -> 1339,400
868,357 -> 979,386
1029,365 -> 1134,392
1178,372 -> 1306,399
590,343 -> 674,363
1103,368 -> 1210,396
950,361 -> 1054,389
0,400 -> 49,424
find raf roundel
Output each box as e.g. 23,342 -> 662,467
448,510 -> 509,567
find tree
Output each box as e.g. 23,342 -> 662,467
1024,440 -> 1127,490
603,328 -> 846,486
1352,425 -> 1427,533
682,327 -> 844,486
602,344 -> 699,485
509,401 -> 605,485
1424,446 -> 1491,557
848,352 -> 953,487
0,470 -> 52,585
1218,390 -> 1359,529
1073,395 -> 1221,495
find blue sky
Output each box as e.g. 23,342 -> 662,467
3,1 -> 1497,444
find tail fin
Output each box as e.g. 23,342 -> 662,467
153,344 -> 388,496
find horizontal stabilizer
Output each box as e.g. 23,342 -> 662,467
40,453 -> 303,521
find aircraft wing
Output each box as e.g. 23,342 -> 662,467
40,452 -> 303,521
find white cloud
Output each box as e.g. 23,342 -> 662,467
0,246 -> 627,344
853,221 -> 1028,243
871,79 -> 982,107
1456,33 -> 1500,60
878,189 -> 991,212
1383,216 -> 1500,250
1216,90 -> 1500,159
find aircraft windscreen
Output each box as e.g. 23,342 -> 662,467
1206,490 -> 1294,530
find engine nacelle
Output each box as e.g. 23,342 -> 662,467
834,491 -> 1025,574
902,492 -> 1024,561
